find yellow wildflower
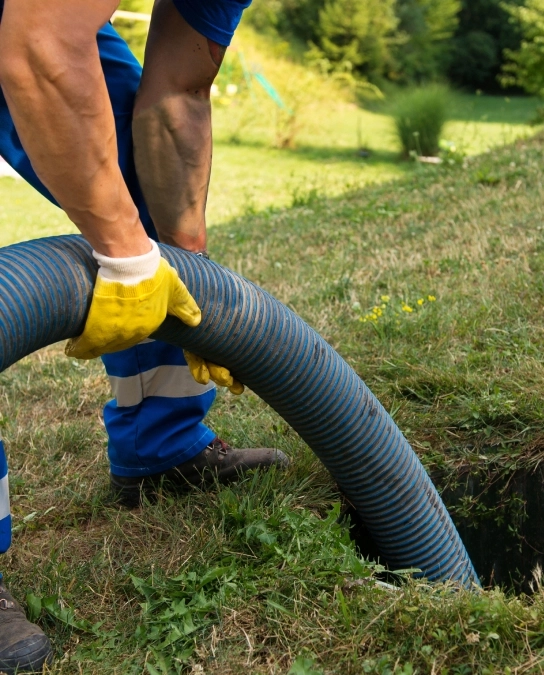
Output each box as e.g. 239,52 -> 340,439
381,295 -> 390,303
427,295 -> 436,302
417,298 -> 425,306
401,303 -> 413,313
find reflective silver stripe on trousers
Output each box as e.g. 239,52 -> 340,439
108,365 -> 215,408
0,476 -> 9,521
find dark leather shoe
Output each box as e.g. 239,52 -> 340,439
0,582 -> 53,674
111,437 -> 290,507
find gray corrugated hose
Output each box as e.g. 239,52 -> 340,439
0,235 -> 479,587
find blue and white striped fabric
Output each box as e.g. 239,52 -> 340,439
102,340 -> 216,477
0,436 -> 11,558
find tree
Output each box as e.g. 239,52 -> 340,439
448,31 -> 499,88
276,0 -> 325,43
393,0 -> 461,82
448,0 -> 523,90
311,0 -> 398,80
501,0 -> 544,95
245,0 -> 325,44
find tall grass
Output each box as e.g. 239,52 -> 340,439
391,85 -> 450,157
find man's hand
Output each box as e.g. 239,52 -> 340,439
66,241 -> 200,360
184,351 -> 244,395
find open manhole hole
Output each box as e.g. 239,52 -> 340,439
343,465 -> 544,593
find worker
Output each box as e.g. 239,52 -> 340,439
0,1 -> 288,671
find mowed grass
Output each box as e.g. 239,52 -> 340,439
0,90 -> 540,240
0,181 -> 77,248
209,91 -> 541,223
2,132 -> 544,672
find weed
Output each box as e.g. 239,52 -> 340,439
359,294 -> 437,336
391,85 -> 451,157
475,168 -> 502,185
130,497 -> 382,673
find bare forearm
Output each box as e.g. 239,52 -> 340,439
133,93 -> 212,251
131,0 -> 224,253
0,3 -> 150,256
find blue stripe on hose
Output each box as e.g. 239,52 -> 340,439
0,235 -> 479,586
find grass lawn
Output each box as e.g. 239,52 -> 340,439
209,90 -> 542,223
0,91 -> 541,246
2,127 -> 544,672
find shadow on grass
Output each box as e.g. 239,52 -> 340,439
215,136 -> 404,166
375,93 -> 541,126
447,94 -> 541,125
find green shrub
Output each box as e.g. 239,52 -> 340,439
391,84 -> 450,157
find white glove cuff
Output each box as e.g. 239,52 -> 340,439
93,239 -> 161,285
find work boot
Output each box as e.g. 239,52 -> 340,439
0,581 -> 53,674
111,437 -> 290,508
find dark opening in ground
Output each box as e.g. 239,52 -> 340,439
344,466 -> 544,594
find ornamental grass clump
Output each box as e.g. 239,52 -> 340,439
392,85 -> 450,157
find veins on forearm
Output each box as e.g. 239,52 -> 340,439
207,39 -> 226,67
132,96 -> 211,246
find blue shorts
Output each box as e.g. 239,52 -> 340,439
0,1 -> 251,45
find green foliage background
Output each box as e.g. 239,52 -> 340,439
244,0 -> 531,90
501,0 -> 544,96
116,0 -> 544,96
449,0 -> 524,89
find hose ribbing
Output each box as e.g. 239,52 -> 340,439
0,235 -> 479,586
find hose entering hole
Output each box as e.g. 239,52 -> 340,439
0,235 -> 479,587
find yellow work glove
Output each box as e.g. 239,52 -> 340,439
184,350 -> 244,395
66,240 -> 200,360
